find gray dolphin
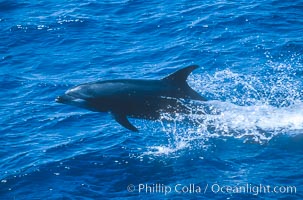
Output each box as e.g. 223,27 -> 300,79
56,65 -> 206,131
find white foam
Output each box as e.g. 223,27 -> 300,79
144,63 -> 303,156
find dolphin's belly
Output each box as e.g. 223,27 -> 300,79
107,95 -> 190,120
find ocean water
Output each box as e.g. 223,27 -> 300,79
1,0 -> 303,199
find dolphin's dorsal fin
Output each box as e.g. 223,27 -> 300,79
162,65 -> 206,101
112,113 -> 139,132
162,65 -> 199,85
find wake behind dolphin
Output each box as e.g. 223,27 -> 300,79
56,65 -> 206,131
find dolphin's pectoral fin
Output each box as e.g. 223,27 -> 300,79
112,113 -> 139,132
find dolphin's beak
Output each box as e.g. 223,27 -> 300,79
55,93 -> 89,109
55,96 -> 63,103
55,95 -> 73,103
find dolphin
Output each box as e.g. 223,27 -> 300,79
55,65 -> 206,131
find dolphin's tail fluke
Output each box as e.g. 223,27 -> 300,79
162,65 -> 207,101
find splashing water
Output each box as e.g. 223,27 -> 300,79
147,60 -> 303,155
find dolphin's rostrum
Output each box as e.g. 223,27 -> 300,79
56,65 -> 206,131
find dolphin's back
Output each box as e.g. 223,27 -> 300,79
76,65 -> 205,101
72,79 -> 168,99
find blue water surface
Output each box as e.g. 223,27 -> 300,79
1,0 -> 303,199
